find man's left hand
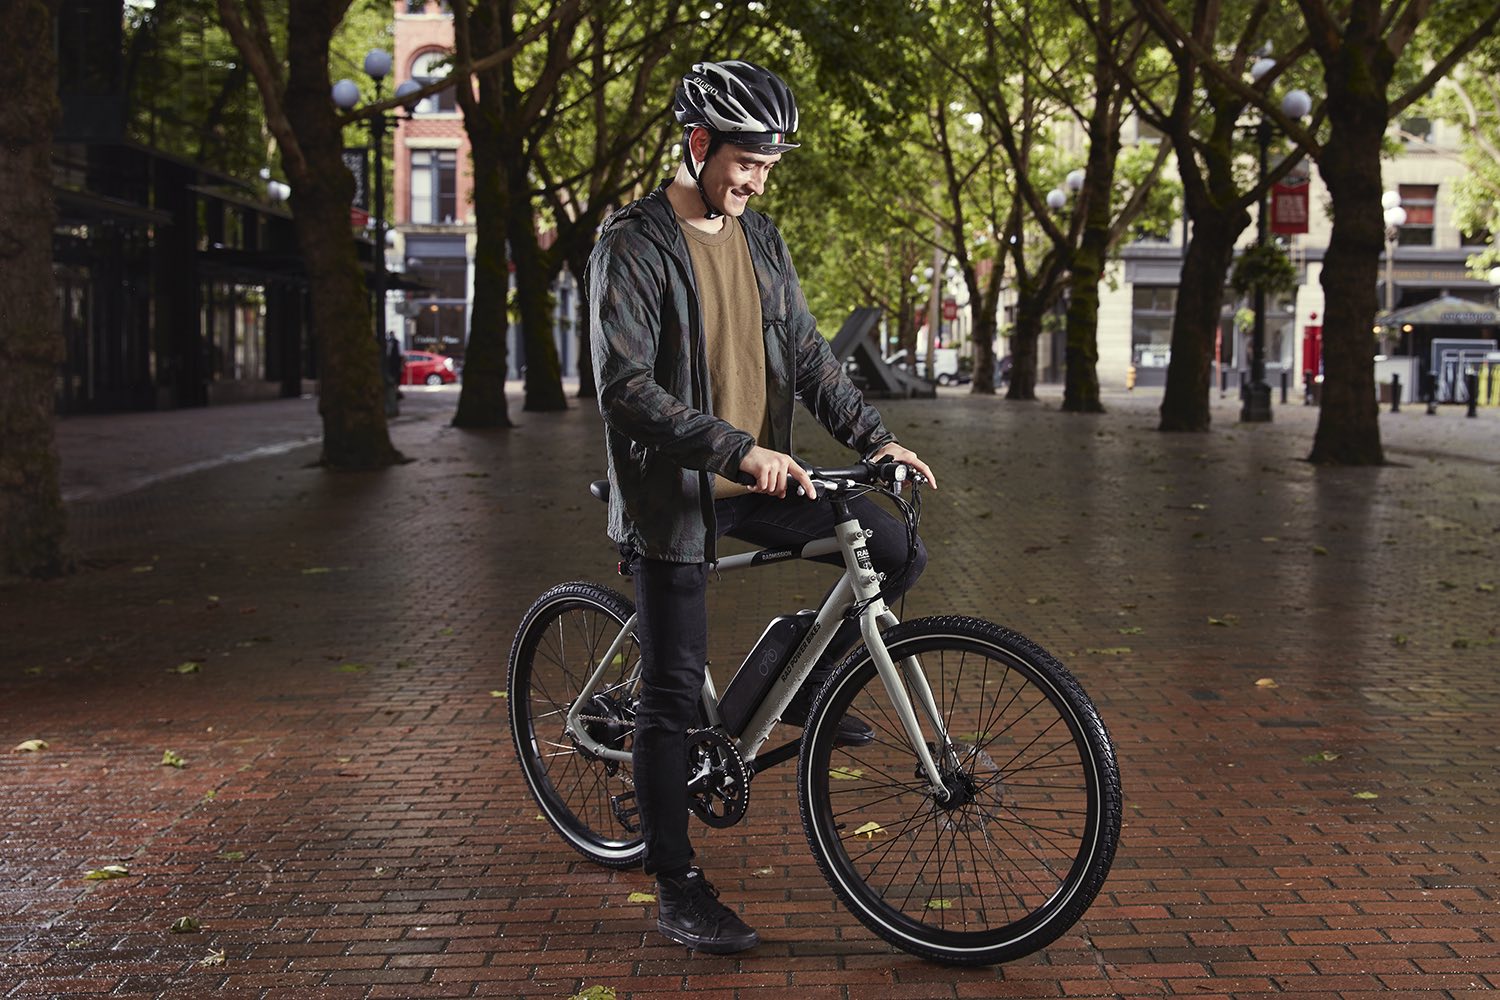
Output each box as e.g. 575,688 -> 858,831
869,442 -> 938,491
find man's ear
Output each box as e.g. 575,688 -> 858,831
689,126 -> 713,164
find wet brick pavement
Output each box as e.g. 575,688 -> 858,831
2,385 -> 1497,998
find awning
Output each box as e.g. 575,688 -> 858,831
1378,294 -> 1500,327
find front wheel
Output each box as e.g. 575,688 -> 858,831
798,616 -> 1121,965
509,582 -> 645,868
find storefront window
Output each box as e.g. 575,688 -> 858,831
1131,286 -> 1176,368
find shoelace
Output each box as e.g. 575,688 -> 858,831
670,872 -> 729,923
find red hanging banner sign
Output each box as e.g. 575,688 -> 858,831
1271,179 -> 1310,235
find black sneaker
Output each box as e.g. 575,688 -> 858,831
783,682 -> 875,747
656,868 -> 759,954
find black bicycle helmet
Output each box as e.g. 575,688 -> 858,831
674,60 -> 799,218
674,60 -> 800,153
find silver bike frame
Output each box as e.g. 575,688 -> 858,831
562,480 -> 956,798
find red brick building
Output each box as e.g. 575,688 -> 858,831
392,1 -> 474,363
390,1 -> 580,378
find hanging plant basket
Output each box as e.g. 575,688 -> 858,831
1231,242 -> 1298,299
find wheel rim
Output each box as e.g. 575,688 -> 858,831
807,633 -> 1105,954
515,598 -> 642,856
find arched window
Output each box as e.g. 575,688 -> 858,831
411,50 -> 456,114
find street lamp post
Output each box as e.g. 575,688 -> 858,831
1241,56 -> 1312,423
333,52 -> 421,414
1045,170 -> 1084,384
1380,191 -> 1407,355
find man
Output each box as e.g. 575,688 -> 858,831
588,60 -> 937,954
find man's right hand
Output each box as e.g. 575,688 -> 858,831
739,446 -> 817,500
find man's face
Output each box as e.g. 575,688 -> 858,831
698,141 -> 781,217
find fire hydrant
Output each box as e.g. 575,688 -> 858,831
1126,364 -> 1137,391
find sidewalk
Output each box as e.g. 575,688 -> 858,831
3,384 -> 1497,999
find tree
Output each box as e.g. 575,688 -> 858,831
1127,0 -> 1315,433
218,0 -> 402,468
0,0 -> 69,579
1145,0 -> 1500,462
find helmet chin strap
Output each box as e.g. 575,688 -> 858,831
683,133 -> 723,220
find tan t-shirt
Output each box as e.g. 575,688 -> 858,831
678,213 -> 769,497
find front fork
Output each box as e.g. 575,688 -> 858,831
838,519 -> 957,801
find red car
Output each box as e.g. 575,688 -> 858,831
402,351 -> 458,385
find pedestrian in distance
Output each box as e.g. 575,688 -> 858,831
587,59 -> 938,955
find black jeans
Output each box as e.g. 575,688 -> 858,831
630,492 -> 927,876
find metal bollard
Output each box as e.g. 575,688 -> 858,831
1425,372 -> 1438,415
1390,373 -> 1400,414
1466,368 -> 1479,418
1280,370 -> 1289,404
1303,371 -> 1313,406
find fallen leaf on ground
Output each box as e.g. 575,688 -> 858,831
161,749 -> 187,768
300,567 -> 331,575
1255,678 -> 1279,689
13,739 -> 48,753
197,949 -> 225,968
170,917 -> 201,934
925,898 -> 952,910
626,891 -> 656,903
172,662 -> 201,674
490,690 -> 507,699
1312,545 -> 1329,556
853,821 -> 884,839
1303,750 -> 1341,763
1085,647 -> 1132,656
570,987 -> 617,1000
216,851 -> 245,862
1353,791 -> 1379,800
829,767 -> 864,780
84,864 -> 131,880
336,663 -> 368,673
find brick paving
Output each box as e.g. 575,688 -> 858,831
2,384 -> 1497,999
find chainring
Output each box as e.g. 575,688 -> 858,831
685,727 -> 750,829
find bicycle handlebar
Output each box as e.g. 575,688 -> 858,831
733,458 -> 926,495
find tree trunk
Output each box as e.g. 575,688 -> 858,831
452,109 -> 515,427
282,6 -> 400,469
0,0 -> 69,579
1309,35 -> 1387,465
508,153 -> 567,412
1061,232 -> 1106,413
1159,204 -> 1248,431
968,266 -> 1001,395
1006,290 -> 1047,401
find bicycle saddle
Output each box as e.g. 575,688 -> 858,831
590,480 -> 610,503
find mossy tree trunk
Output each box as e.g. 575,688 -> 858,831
0,0 -> 69,579
219,0 -> 400,469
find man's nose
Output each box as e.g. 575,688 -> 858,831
746,171 -> 765,195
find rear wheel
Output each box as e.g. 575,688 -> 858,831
425,373 -> 443,385
798,616 -> 1120,965
509,582 -> 645,868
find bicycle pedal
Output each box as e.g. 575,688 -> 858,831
610,790 -> 640,833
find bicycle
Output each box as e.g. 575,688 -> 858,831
508,460 -> 1121,966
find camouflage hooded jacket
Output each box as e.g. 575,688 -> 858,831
588,183 -> 895,563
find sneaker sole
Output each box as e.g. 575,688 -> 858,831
657,920 -> 760,954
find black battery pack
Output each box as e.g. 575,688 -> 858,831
717,610 -> 818,736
